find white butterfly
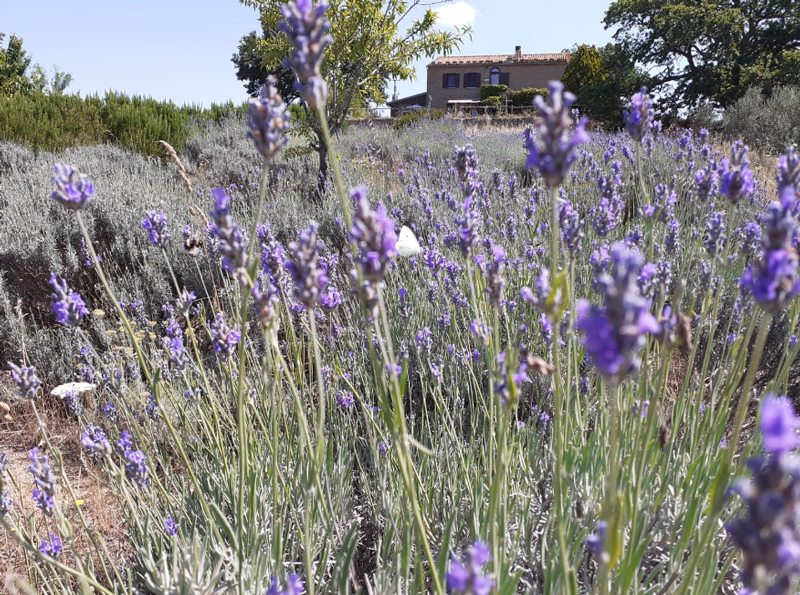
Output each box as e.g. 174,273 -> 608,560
396,225 -> 421,257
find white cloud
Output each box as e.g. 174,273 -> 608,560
435,1 -> 478,28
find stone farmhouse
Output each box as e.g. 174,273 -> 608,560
387,47 -> 570,115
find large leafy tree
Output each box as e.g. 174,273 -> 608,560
0,33 -> 34,96
562,43 -> 649,128
604,0 -> 800,111
235,0 -> 470,190
232,26 -> 299,100
0,33 -> 73,97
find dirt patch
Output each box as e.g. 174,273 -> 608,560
1,382 -> 130,595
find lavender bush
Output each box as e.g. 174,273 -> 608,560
1,4 -> 800,594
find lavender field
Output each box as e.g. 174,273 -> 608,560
2,4 -> 800,595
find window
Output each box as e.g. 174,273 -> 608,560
464,72 -> 481,88
443,73 -> 460,88
490,68 -> 510,87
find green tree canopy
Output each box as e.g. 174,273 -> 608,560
0,33 -> 34,96
561,44 -> 608,95
604,0 -> 800,111
561,43 -> 649,129
0,33 -> 73,97
232,26 -> 299,100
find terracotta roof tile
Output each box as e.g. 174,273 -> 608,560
428,53 -> 570,66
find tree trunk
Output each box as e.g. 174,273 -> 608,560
315,134 -> 329,201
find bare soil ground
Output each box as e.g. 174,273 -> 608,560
0,377 -> 129,595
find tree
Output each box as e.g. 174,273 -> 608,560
0,33 -> 34,96
232,26 -> 299,100
0,33 -> 73,97
604,0 -> 800,111
235,0 -> 470,190
563,43 -> 649,129
562,44 -> 607,95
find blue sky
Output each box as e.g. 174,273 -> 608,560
0,0 -> 616,108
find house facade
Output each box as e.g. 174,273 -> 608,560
424,47 -> 569,111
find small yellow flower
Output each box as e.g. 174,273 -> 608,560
76,499 -> 84,506
106,330 -> 117,337
92,309 -> 105,318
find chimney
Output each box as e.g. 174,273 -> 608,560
514,45 -> 522,61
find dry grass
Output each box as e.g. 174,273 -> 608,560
0,376 -> 130,595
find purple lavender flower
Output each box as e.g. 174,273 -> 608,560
694,164 -> 719,202
577,243 -> 660,380
49,273 -> 90,326
8,361 -> 41,399
122,447 -> 148,489
248,75 -> 290,159
760,394 -> 800,454
267,574 -> 305,595
525,81 -> 589,187
521,267 -> 560,316
81,424 -> 111,457
737,222 -> 762,259
0,490 -> 12,517
285,222 -> 328,307
141,210 -> 171,248
665,219 -> 680,254
28,447 -> 56,516
176,289 -> 196,317
210,188 -> 248,277
446,540 -> 494,595
208,313 -> 241,359
398,287 -> 413,319
279,0 -> 332,108
703,211 -> 727,258
39,533 -> 62,558
164,518 -> 178,537
252,281 -> 279,332
50,164 -> 94,210
349,187 -> 398,282
336,391 -> 354,408
559,200 -> 584,256
777,147 -> 800,207
454,144 -> 479,182
585,521 -> 609,563
720,142 -> 754,204
726,395 -> 800,594
416,327 -> 432,354
623,87 -> 651,143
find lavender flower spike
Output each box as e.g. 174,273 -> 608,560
49,273 -> 90,326
280,0 -> 332,108
726,395 -> 800,595
720,141 -> 754,204
577,243 -> 660,381
28,447 -> 56,516
141,210 -> 171,248
8,361 -> 41,399
446,540 -> 494,595
247,75 -> 290,160
525,80 -> 589,187
348,186 -> 398,282
623,87 -> 651,143
51,164 -> 94,210
267,574 -> 305,595
285,221 -> 328,307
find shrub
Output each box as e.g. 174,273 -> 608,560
479,84 -> 509,101
721,85 -> 800,153
0,92 -> 246,157
508,87 -> 548,107
392,108 -> 443,130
